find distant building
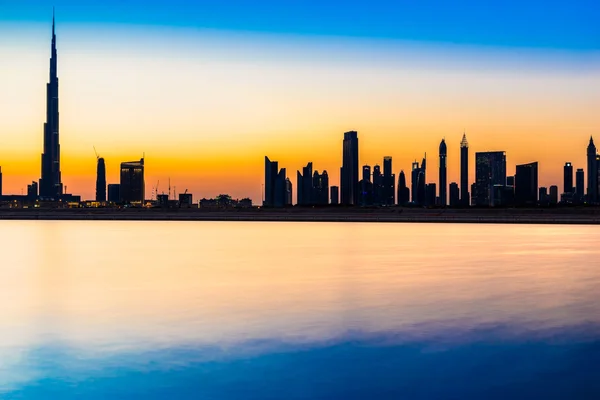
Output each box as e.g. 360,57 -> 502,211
297,163 -> 329,205
330,186 -> 339,205
587,137 -> 597,203
285,178 -> 293,206
449,182 -> 459,207
576,168 -> 585,203
539,187 -> 549,206
382,156 -> 395,206
492,185 -> 515,207
425,183 -> 436,207
372,165 -> 382,205
96,157 -> 106,202
120,158 -> 144,204
341,131 -> 359,205
27,181 -> 38,200
411,156 -> 427,206
397,170 -> 410,205
107,184 -> 120,203
515,162 -> 538,206
549,185 -> 558,205
460,134 -> 469,206
0,166 -> 3,197
297,162 -> 313,205
359,164 -> 373,206
475,151 -> 506,206
564,162 -> 574,194
264,156 -> 286,207
312,170 -> 329,205
439,139 -> 447,206
179,193 -> 193,207
506,176 -> 515,187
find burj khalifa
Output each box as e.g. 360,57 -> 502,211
39,10 -> 63,199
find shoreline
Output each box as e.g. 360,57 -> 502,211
1,208 -> 600,225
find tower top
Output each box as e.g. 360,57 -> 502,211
460,133 -> 469,148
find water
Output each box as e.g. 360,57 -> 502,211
1,221 -> 599,399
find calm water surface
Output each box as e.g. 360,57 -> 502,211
1,221 -> 599,399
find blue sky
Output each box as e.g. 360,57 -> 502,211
1,0 -> 598,50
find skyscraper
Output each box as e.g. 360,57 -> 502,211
264,156 -> 287,207
587,137 -> 597,203
563,162 -> 574,194
460,134 -> 469,206
515,162 -> 538,206
39,11 -> 63,199
120,158 -> 145,204
397,170 -> 410,205
576,168 -> 585,202
475,151 -> 506,206
411,161 -> 420,204
439,139 -> 447,206
297,162 -> 313,205
372,164 -> 382,205
549,185 -> 559,205
107,184 -> 120,203
330,186 -> 339,205
285,178 -> 293,206
382,156 -> 395,206
449,182 -> 459,207
96,157 -> 106,202
341,131 -> 359,205
359,165 -> 373,206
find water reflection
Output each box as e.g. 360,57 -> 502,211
1,221 -> 599,398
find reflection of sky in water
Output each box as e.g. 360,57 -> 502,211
1,221 -> 600,398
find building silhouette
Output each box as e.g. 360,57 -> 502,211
285,178 -> 293,206
264,156 -> 287,207
330,186 -> 339,205
474,151 -> 506,206
549,185 -> 558,205
382,156 -> 395,206
39,12 -> 63,199
0,166 -> 2,197
341,131 -> 359,205
27,181 -> 38,200
539,187 -> 549,206
411,156 -> 427,206
425,183 -> 436,207
359,165 -> 373,206
576,168 -> 585,203
564,162 -> 574,194
107,184 -> 120,203
397,170 -> 410,205
96,157 -> 106,202
587,137 -> 597,203
120,158 -> 145,204
439,139 -> 447,206
313,170 -> 329,205
297,162 -> 313,205
515,162 -> 538,206
372,165 -> 382,205
449,182 -> 459,207
506,176 -> 515,187
460,133 -> 469,206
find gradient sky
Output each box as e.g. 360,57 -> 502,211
1,0 -> 599,201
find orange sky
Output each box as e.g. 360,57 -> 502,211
1,24 -> 599,201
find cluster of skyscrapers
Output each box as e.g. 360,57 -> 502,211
265,131 -> 600,208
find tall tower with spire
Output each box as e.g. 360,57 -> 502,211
439,139 -> 447,206
587,136 -> 597,203
39,10 -> 63,199
460,133 -> 469,206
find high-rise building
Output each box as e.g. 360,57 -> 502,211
425,183 -> 436,207
449,182 -> 459,207
539,187 -> 549,206
264,156 -> 286,207
460,134 -> 469,206
439,139 -> 447,206
96,157 -> 106,202
382,156 -> 395,206
397,170 -> 410,205
27,181 -> 38,200
515,162 -> 538,206
475,151 -> 506,206
120,158 -> 145,204
107,184 -> 120,203
372,165 -> 382,205
359,165 -> 373,206
330,186 -> 339,205
341,131 -> 359,205
39,12 -> 63,199
549,185 -> 559,205
576,168 -> 585,202
285,178 -> 293,206
312,170 -> 329,205
587,137 -> 597,203
411,161 -> 420,204
563,162 -> 574,194
297,162 -> 313,205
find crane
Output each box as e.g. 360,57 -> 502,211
93,146 -> 99,160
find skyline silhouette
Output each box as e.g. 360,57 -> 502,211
0,6 -> 598,202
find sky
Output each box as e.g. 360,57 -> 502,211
0,0 -> 599,201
